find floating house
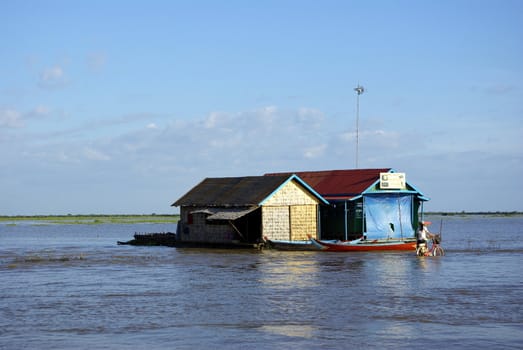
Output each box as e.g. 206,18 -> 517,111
266,169 -> 428,241
172,174 -> 329,247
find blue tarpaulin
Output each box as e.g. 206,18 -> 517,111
363,194 -> 414,239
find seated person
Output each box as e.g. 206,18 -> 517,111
417,221 -> 434,247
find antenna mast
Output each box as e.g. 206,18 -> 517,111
354,85 -> 365,168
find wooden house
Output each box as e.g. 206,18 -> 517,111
266,169 -> 428,241
172,174 -> 329,246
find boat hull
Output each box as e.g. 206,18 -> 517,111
310,236 -> 417,252
264,239 -> 322,251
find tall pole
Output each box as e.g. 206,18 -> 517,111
354,85 -> 364,168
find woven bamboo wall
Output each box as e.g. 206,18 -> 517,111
262,180 -> 319,241
290,204 -> 317,240
264,179 -> 319,206
262,206 -> 290,240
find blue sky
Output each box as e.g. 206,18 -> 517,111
1,0 -> 522,215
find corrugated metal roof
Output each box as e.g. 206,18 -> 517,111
265,168 -> 392,200
173,175 -> 293,207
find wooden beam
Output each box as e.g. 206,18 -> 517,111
228,220 -> 246,241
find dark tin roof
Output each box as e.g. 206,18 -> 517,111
173,174 -> 327,207
265,168 -> 392,200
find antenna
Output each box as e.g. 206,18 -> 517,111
354,85 -> 364,168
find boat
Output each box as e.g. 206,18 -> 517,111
263,237 -> 323,251
308,235 -> 416,252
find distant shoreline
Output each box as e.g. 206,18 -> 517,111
0,212 -> 521,225
0,214 -> 180,225
426,211 -> 523,217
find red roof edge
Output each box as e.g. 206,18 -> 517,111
265,168 -> 392,197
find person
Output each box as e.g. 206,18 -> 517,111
389,223 -> 395,235
417,221 -> 434,249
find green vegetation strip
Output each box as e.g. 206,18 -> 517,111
0,214 -> 180,225
426,211 -> 523,217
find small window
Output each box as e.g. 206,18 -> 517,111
188,213 -> 193,225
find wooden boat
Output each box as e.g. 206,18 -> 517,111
308,235 -> 416,252
263,237 -> 323,251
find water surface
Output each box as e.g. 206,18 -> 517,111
1,216 -> 522,349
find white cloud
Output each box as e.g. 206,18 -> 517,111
0,105 -> 55,130
42,66 -> 63,80
303,144 -> 326,159
33,105 -> 50,116
203,111 -> 231,129
297,107 -> 324,126
25,105 -> 53,121
84,147 -> 111,161
0,109 -> 24,128
39,65 -> 67,88
3,104 -> 522,214
255,106 -> 278,129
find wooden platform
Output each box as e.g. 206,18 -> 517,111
118,233 -> 177,247
117,233 -> 262,249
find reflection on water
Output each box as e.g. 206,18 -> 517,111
259,253 -> 320,289
261,324 -> 315,339
1,217 -> 522,349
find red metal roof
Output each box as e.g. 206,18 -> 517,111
265,168 -> 391,200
